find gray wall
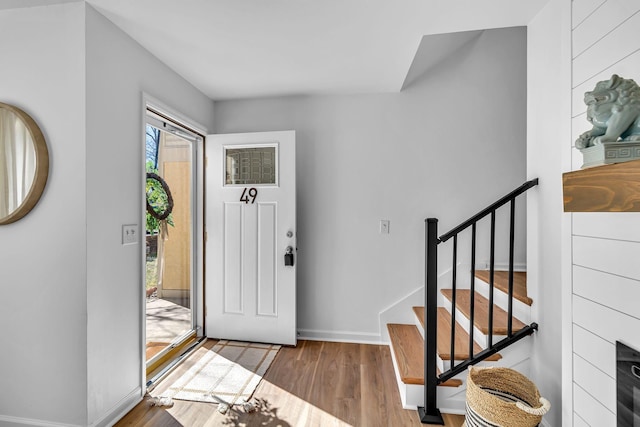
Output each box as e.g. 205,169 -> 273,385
85,5 -> 214,425
0,3 -> 215,426
0,4 -> 88,425
214,27 -> 528,342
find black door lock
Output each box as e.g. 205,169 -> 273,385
285,246 -> 294,266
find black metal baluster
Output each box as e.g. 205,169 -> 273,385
450,235 -> 457,371
469,223 -> 476,360
488,211 -> 496,348
508,199 -> 515,337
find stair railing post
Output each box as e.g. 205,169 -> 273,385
418,218 -> 445,425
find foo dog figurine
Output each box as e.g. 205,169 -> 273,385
576,74 -> 640,148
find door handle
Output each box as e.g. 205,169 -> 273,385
284,246 -> 294,266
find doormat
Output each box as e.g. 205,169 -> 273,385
159,340 -> 280,411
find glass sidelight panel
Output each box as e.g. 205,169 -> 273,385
145,113 -> 197,363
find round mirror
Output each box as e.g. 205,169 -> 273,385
0,102 -> 49,225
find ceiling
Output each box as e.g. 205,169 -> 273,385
2,0 -> 549,100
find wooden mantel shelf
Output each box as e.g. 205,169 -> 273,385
563,159 -> 640,212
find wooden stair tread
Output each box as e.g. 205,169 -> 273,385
387,324 -> 462,387
412,307 -> 501,362
475,270 -> 533,306
441,289 -> 527,335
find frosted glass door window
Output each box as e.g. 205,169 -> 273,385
225,146 -> 277,185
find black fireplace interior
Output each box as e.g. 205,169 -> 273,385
617,341 -> 640,427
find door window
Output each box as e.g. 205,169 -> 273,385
224,145 -> 277,186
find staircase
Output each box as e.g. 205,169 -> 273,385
387,270 -> 533,414
385,179 -> 540,422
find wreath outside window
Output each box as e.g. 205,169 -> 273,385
146,172 -> 174,221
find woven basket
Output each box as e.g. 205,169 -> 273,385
463,366 -> 550,427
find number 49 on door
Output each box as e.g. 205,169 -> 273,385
240,187 -> 257,204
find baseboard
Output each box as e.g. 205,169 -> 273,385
540,418 -> 553,427
378,267 -> 457,344
89,386 -> 143,427
0,415 -> 81,427
378,285 -> 424,344
297,328 -> 381,344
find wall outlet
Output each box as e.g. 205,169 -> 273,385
122,224 -> 138,245
380,220 -> 390,234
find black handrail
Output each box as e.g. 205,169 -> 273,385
438,178 -> 539,243
418,178 -> 539,425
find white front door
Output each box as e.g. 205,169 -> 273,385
205,131 -> 296,345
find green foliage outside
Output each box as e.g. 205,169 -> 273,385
146,160 -> 174,234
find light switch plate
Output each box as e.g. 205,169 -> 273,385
380,220 -> 390,234
122,224 -> 138,245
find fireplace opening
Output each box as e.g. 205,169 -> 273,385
617,341 -> 640,427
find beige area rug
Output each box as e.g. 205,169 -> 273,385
160,340 -> 280,409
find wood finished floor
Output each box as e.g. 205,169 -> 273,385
116,340 -> 465,427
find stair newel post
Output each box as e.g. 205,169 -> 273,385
418,218 -> 444,425
507,199 -> 516,337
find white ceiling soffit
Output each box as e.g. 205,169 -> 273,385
0,0 -> 80,10
85,0 -> 548,100
401,30 -> 484,91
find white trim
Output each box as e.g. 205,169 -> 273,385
89,387 -> 142,427
297,328 -> 382,345
143,93 -> 208,136
0,415 -> 81,427
140,93 -> 208,397
139,95 -> 148,399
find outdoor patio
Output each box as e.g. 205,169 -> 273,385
146,297 -> 192,359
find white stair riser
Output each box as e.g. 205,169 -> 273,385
441,298 -> 508,348
395,351 -> 533,412
413,313 -> 504,372
474,277 -> 531,323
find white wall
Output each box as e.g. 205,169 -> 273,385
0,3 -> 214,426
85,5 -> 214,425
526,0 -> 572,426
566,1 -> 640,425
214,27 -> 528,342
0,3 -> 88,426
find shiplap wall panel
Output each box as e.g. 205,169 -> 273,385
573,0 -> 640,57
572,49 -> 640,113
573,413 -> 590,427
573,265 -> 640,319
573,384 -> 616,426
573,295 -> 640,351
571,113 -> 589,134
571,116 -> 591,169
573,212 -> 640,241
573,11 -> 640,85
573,324 -> 616,378
571,148 -> 583,171
568,0 -> 640,423
573,0 -> 607,29
573,354 -> 616,412
573,235 -> 640,280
